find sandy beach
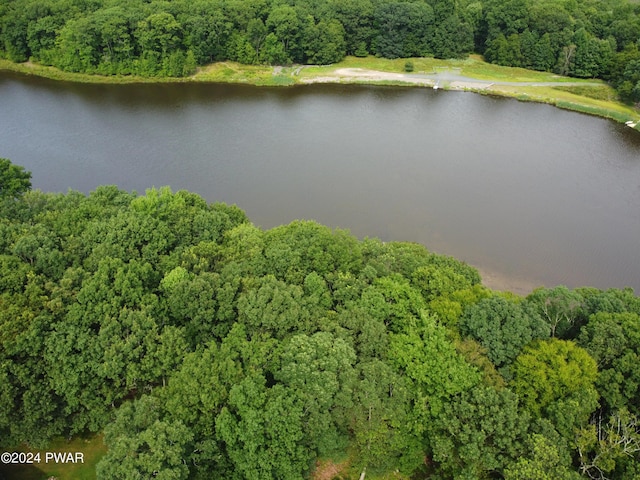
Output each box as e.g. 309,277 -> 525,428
299,67 -> 600,91
474,265 -> 542,297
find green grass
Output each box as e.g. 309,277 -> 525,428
555,101 -> 632,122
194,62 -> 295,85
455,54 -> 582,82
484,83 -> 639,125
298,54 -> 588,83
0,59 -> 180,84
0,435 -> 107,480
552,84 -> 619,102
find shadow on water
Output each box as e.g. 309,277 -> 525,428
1,69 -> 469,109
614,123 -> 640,150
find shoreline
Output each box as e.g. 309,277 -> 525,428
1,56 -> 639,129
473,265 -> 541,297
296,65 -> 640,128
3,56 -> 636,296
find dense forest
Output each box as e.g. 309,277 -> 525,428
1,0 -> 640,101
1,157 -> 640,479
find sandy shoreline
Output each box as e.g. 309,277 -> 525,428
473,265 -> 541,297
299,67 -> 601,91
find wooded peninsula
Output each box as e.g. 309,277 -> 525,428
1,159 -> 640,479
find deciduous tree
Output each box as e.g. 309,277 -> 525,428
0,158 -> 31,199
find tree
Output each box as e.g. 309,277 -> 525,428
556,43 -> 576,76
387,313 -> 482,474
265,5 -> 300,64
337,290 -> 389,359
369,275 -> 426,333
326,0 -> 374,56
505,433 -> 581,480
485,33 -> 511,64
0,300 -> 66,448
137,12 -> 182,56
161,270 -> 226,345
412,264 -> 472,301
0,4 -> 26,61
526,286 -> 582,338
80,207 -> 176,268
532,33 -> 556,71
53,16 -> 101,73
617,58 -> 640,103
160,340 -> 242,477
0,159 -> 31,199
482,0 -> 530,41
303,19 -> 346,64
429,385 -> 530,479
10,223 -> 66,279
274,332 -> 356,456
133,12 -> 183,75
246,18 -> 267,62
373,1 -> 434,59
349,359 -> 419,473
182,3 -> 232,64
571,28 -> 613,78
389,313 -> 481,419
431,15 -> 474,59
262,220 -> 361,285
576,287 -> 640,318
511,338 -> 598,419
96,395 -> 193,480
215,377 -> 313,480
26,13 -> 63,63
237,274 -> 312,338
91,6 -> 135,74
578,312 -> 640,415
576,409 -> 640,480
43,256 -> 171,434
460,295 -> 550,370
455,337 -> 506,389
528,1 -> 573,36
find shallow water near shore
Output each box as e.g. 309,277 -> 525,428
1,72 -> 640,292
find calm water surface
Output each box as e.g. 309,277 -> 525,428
1,72 -> 639,292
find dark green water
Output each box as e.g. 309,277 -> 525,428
1,72 -> 639,292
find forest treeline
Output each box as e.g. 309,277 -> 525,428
2,157 -> 640,479
1,0 -> 640,101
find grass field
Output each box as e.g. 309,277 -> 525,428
0,435 -> 107,480
483,83 -> 638,123
298,54 -> 588,83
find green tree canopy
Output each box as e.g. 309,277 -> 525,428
511,338 -> 598,419
428,385 -> 530,479
0,158 -> 31,199
578,311 -> 640,415
96,395 -> 193,480
460,295 -> 550,369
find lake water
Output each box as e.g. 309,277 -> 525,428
1,72 -> 639,293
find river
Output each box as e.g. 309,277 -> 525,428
1,71 -> 639,293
